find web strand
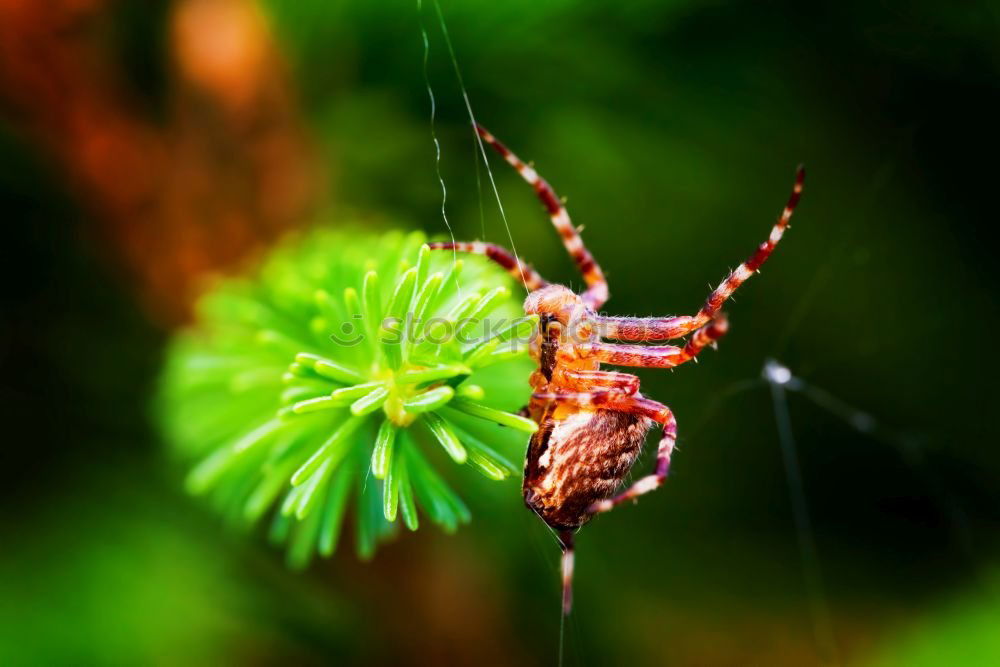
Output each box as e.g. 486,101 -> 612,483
764,360 -> 841,666
429,0 -> 529,290
767,359 -> 975,561
417,0 -> 459,286
473,128 -> 487,241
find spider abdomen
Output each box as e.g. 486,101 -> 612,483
523,406 -> 653,530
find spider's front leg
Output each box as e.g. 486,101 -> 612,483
588,395 -> 678,514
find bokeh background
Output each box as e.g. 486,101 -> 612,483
2,1 -> 999,665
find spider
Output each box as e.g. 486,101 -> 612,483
430,124 -> 803,614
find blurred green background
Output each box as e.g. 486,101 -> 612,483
2,1 -> 999,664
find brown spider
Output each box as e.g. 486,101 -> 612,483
431,124 -> 803,614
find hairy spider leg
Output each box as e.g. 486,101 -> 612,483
527,368 -> 641,419
558,368 -> 641,394
597,167 -> 804,341
568,315 -> 729,368
426,241 -> 548,291
530,388 -> 636,408
474,124 -> 610,309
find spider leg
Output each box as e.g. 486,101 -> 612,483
596,166 -> 804,341
427,241 -> 548,291
568,316 -> 729,368
558,368 -> 641,395
530,388 -> 635,409
474,124 -> 609,309
528,368 -> 640,421
526,387 -> 638,438
589,396 -> 677,515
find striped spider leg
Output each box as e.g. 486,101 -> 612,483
429,123 -> 609,308
429,125 -> 804,615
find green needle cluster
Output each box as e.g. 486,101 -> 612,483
157,229 -> 537,567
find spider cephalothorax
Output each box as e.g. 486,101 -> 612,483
431,124 -> 803,613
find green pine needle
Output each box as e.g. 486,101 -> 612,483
157,229 -> 537,568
